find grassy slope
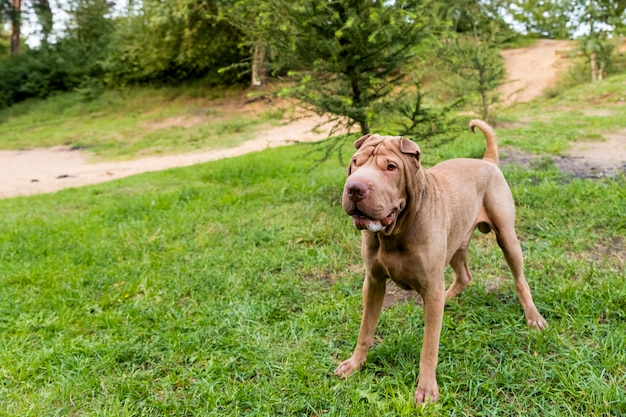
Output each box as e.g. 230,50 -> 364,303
0,86 -> 284,160
0,76 -> 625,416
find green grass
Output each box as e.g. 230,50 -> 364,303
0,86 -> 285,160
0,75 -> 625,415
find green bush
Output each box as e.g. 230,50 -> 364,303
0,49 -> 74,108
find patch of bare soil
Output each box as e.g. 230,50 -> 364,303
501,127 -> 626,178
383,281 -> 423,309
144,114 -> 207,130
592,237 -> 626,266
564,128 -> 626,176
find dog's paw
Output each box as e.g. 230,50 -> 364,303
334,356 -> 364,378
414,379 -> 440,404
527,313 -> 548,330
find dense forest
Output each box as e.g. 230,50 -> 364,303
1,1 -> 625,131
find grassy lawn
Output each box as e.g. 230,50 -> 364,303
0,76 -> 625,415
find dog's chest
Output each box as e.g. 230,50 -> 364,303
369,246 -> 419,290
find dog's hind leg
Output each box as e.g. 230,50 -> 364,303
445,231 -> 474,300
445,248 -> 473,300
495,227 -> 548,330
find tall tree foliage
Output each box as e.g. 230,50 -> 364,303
237,0 -> 443,135
0,0 -> 247,107
64,0 -> 115,75
2,0 -> 623,110
106,0 -> 247,85
451,0 -> 512,35
32,0 -> 53,45
0,0 -> 114,106
0,0 -> 53,54
509,0 -> 575,38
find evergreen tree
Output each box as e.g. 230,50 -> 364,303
239,0 -> 443,135
439,0 -> 507,123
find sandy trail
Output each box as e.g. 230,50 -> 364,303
0,115 -> 335,199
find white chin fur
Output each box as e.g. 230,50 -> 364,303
365,222 -> 384,232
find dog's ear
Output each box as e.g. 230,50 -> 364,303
399,137 -> 421,158
354,134 -> 371,149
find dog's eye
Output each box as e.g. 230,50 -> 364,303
387,163 -> 397,171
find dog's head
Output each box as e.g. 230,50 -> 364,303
342,134 -> 421,234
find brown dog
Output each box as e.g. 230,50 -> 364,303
334,119 -> 547,404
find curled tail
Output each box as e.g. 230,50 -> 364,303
469,119 -> 499,165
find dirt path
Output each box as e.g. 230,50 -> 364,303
1,39 -> 624,199
0,115 -> 336,198
499,39 -> 574,105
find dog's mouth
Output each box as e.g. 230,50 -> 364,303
351,208 -> 398,232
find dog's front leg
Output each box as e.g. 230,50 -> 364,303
335,274 -> 386,378
414,283 -> 445,404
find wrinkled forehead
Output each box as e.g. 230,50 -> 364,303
354,135 -> 403,160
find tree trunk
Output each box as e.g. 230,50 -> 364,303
350,75 -> 370,135
251,45 -> 269,88
359,120 -> 370,135
590,51 -> 598,82
588,1 -> 597,82
10,0 -> 22,55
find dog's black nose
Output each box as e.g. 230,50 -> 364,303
346,181 -> 368,201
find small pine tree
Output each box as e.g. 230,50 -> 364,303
438,4 -> 507,125
240,0 -> 443,135
441,37 -> 505,124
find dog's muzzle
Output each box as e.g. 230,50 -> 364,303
344,181 -> 398,232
